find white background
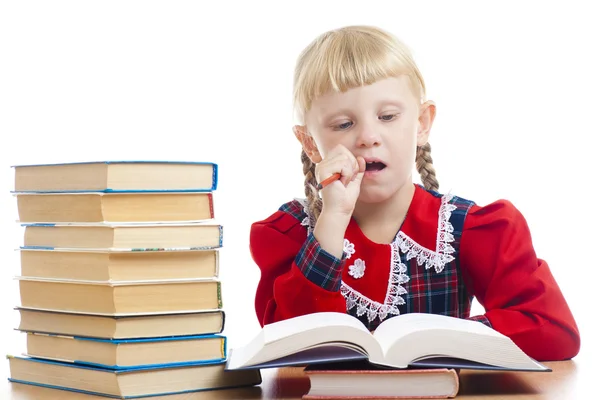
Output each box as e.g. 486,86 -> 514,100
1,0 -> 599,388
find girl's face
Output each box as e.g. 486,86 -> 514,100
300,75 -> 436,204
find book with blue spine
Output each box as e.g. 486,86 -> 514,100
12,160 -> 218,193
7,355 -> 262,399
19,222 -> 224,252
15,307 -> 226,340
22,331 -> 228,369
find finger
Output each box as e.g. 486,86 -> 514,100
356,156 -> 366,173
337,153 -> 359,180
349,155 -> 362,182
329,147 -> 358,169
317,153 -> 357,183
346,156 -> 360,184
340,164 -> 353,186
350,169 -> 365,189
349,157 -> 366,188
346,150 -> 359,172
340,155 -> 359,186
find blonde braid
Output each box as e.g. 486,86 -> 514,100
301,150 -> 323,222
416,142 -> 439,192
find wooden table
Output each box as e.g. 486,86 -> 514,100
3,357 -> 590,399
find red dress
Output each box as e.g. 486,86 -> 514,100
249,183 -> 580,361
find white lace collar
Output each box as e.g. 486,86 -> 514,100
296,192 -> 457,323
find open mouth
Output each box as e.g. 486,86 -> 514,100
365,161 -> 386,172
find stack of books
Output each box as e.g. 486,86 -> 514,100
5,161 -> 261,398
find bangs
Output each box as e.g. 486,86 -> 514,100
294,27 -> 424,120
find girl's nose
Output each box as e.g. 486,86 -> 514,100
356,123 -> 382,148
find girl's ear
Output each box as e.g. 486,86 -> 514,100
293,125 -> 323,163
417,100 -> 436,146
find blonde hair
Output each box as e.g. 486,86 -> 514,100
293,25 -> 439,220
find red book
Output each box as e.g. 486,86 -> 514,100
303,360 -> 459,399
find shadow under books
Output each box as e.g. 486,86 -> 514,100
457,360 -> 578,396
458,371 -> 537,396
260,361 -> 580,399
261,368 -> 312,399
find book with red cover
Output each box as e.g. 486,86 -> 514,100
302,360 -> 459,399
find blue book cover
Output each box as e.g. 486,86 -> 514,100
14,306 -> 227,341
21,332 -> 228,370
7,354 -> 262,399
12,160 -> 218,193
18,222 -> 224,251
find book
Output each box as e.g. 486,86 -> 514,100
16,307 -> 225,339
12,160 -> 218,193
17,277 -> 222,315
303,360 -> 459,399
15,192 -> 215,223
19,248 -> 219,282
7,159 -> 265,398
7,356 -> 262,399
23,332 -> 227,369
225,312 -> 551,372
9,381 -> 263,399
21,222 -> 222,250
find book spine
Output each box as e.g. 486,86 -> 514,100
212,163 -> 218,190
217,281 -> 223,309
219,310 -> 226,333
208,193 -> 214,218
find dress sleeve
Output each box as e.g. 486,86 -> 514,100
249,209 -> 347,327
460,199 -> 580,361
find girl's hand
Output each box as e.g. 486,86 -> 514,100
315,144 -> 366,219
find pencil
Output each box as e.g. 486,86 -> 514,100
317,173 -> 341,190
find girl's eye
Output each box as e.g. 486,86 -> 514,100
380,114 -> 398,121
336,121 -> 353,130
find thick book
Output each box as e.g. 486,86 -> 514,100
303,360 -> 459,399
21,222 -> 223,251
225,312 -> 550,372
7,356 -> 261,399
15,192 -> 215,223
23,332 -> 227,369
17,277 -> 222,315
16,307 -> 225,339
12,160 -> 218,193
8,381 -> 262,399
19,248 -> 220,282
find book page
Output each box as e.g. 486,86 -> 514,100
227,312 -> 380,369
263,312 -> 368,344
372,313 -> 503,357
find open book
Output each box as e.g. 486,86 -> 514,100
225,312 -> 550,372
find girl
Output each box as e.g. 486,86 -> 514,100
249,25 -> 579,361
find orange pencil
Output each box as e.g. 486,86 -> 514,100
317,173 -> 341,190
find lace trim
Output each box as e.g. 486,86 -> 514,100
394,194 -> 456,273
296,193 -> 457,322
343,240 -> 410,322
341,282 -> 401,323
296,198 -> 315,236
385,239 -> 410,306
